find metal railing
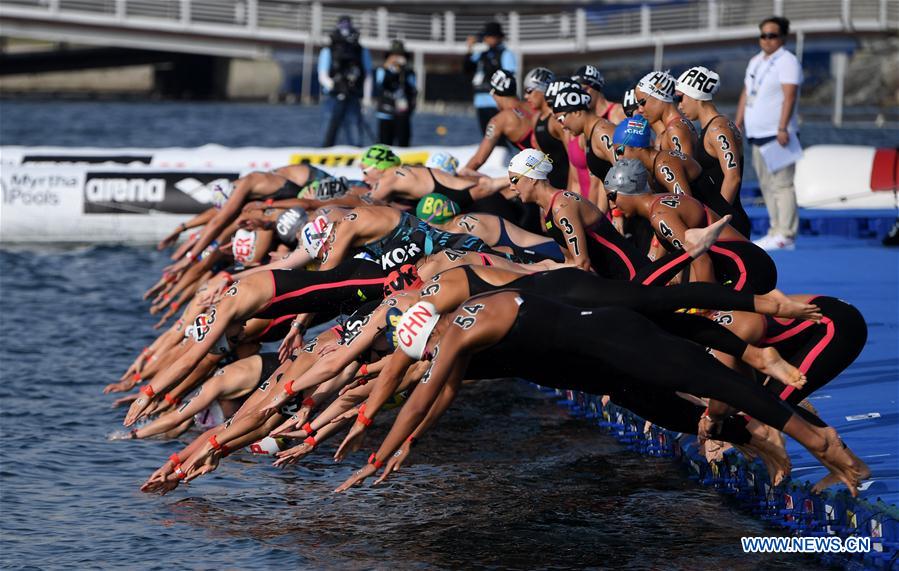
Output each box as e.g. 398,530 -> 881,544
3,0 -> 896,54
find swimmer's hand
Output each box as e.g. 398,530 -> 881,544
697,414 -> 724,444
333,411 -> 368,462
278,323 -> 305,363
272,441 -> 315,468
111,393 -> 140,408
104,375 -> 139,394
334,463 -> 378,493
157,227 -> 184,251
374,439 -> 414,485
124,393 -> 155,426
268,406 -> 312,437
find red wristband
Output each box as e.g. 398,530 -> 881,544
302,422 -> 316,436
359,363 -> 369,376
357,403 -> 373,427
264,198 -> 274,207
368,452 -> 383,469
141,384 -> 156,398
209,435 -> 228,454
406,435 -> 415,444
283,379 -> 297,396
169,452 -> 182,465
170,301 -> 180,312
302,397 -> 316,408
174,464 -> 187,480
304,435 -> 317,448
220,272 -> 233,284
164,393 -> 180,406
611,208 -> 623,217
132,372 -> 141,382
162,293 -> 171,301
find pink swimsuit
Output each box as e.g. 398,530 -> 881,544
567,137 -> 592,199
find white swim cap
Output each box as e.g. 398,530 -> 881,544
211,180 -> 234,209
231,228 -> 257,264
396,301 -> 440,360
637,70 -> 676,103
675,66 -> 720,101
301,215 -> 334,258
508,149 -> 553,181
248,436 -> 283,455
425,151 -> 460,176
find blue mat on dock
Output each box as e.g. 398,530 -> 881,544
544,235 -> 899,569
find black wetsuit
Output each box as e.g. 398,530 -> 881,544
585,121 -> 613,181
695,115 -> 751,238
533,114 -> 569,190
621,296 -> 866,445
649,195 -> 777,294
543,191 -> 694,285
456,265 -> 751,359
464,293 -> 800,432
257,213 -> 506,320
269,166 -> 331,200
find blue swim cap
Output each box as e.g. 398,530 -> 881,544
613,115 -> 652,148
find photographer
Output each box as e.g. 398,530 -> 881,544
318,16 -> 373,147
375,40 -> 417,147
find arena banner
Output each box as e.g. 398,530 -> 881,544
0,144 -> 508,177
82,170 -> 238,214
1,165 -> 239,243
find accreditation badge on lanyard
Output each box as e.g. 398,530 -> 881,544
746,51 -> 783,107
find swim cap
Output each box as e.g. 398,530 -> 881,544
622,88 -> 638,117
424,151 -> 460,175
360,144 -> 401,170
545,78 -> 578,99
524,67 -> 555,93
211,180 -> 233,209
604,158 -> 650,196
248,436 -> 283,455
383,263 -> 423,297
636,70 -> 676,103
551,85 -> 592,113
396,301 -> 440,360
300,215 -> 334,258
675,66 -> 720,101
572,65 -> 605,91
314,176 -> 350,200
232,228 -> 257,263
416,193 -> 460,225
613,115 -> 652,148
194,400 -> 225,429
508,149 -> 554,180
275,207 -> 308,245
489,69 -> 517,97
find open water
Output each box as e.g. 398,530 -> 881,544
2,99 -> 891,569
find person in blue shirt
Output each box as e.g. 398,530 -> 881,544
374,40 -> 417,147
463,21 -> 517,134
317,16 -> 373,147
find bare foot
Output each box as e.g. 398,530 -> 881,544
810,427 -> 870,497
761,289 -> 822,321
811,441 -> 871,495
702,439 -> 732,463
745,346 -> 807,389
745,419 -> 791,486
684,215 -> 731,257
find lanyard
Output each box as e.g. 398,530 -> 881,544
748,51 -> 783,96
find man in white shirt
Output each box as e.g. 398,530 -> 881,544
736,16 -> 802,250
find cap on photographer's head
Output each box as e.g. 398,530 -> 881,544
481,21 -> 504,46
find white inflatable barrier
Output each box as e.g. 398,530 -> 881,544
795,145 -> 897,210
0,145 -> 507,243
